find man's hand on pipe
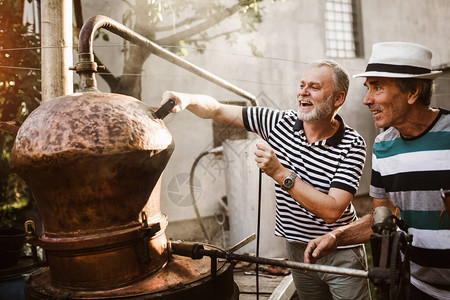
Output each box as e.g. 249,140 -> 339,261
161,91 -> 190,113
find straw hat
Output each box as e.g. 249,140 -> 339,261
354,42 -> 442,79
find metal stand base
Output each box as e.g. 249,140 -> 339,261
26,249 -> 237,299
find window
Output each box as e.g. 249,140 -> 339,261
325,0 -> 363,58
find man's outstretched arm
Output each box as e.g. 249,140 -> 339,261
161,91 -> 244,128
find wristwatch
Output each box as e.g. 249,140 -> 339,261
281,172 -> 297,191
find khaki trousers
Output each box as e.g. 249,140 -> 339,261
286,240 -> 371,300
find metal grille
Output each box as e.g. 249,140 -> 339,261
325,0 -> 363,58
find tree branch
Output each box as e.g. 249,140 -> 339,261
155,3 -> 243,45
121,0 -> 134,10
73,0 -> 84,30
186,28 -> 242,43
155,16 -> 204,32
94,54 -> 120,88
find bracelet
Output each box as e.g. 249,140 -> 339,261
329,232 -> 337,240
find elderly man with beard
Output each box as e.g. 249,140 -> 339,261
161,59 -> 369,300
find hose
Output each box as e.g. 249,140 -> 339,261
189,146 -> 224,243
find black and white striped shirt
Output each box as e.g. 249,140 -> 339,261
243,107 -> 366,243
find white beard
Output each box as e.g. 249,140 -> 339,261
297,93 -> 334,123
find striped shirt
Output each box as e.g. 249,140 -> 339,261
243,107 -> 366,243
370,108 -> 450,299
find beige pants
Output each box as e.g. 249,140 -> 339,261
286,240 -> 371,300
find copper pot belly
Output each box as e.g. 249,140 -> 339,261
11,91 -> 174,290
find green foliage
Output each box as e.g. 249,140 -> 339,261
0,133 -> 30,228
0,0 -> 40,228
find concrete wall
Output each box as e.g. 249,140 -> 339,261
432,67 -> 450,109
77,1 -> 450,242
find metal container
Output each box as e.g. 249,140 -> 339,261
11,91 -> 174,290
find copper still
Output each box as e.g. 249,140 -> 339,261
11,15 -> 237,299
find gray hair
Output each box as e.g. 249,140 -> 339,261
310,59 -> 350,99
394,78 -> 434,106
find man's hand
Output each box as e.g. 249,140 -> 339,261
254,143 -> 286,180
304,233 -> 338,264
161,91 -> 190,113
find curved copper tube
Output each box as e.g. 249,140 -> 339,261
76,15 -> 258,106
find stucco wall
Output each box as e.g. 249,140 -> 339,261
78,0 -> 449,227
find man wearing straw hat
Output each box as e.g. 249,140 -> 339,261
304,42 -> 450,299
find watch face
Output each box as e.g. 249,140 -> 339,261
282,177 -> 294,190
282,172 -> 296,190
284,178 -> 293,186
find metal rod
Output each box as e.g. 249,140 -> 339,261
170,242 -> 369,278
256,170 -> 263,300
217,250 -> 368,278
226,233 -> 256,253
77,15 -> 258,106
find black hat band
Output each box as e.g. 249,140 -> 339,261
365,63 -> 431,75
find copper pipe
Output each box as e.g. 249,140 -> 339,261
76,15 -> 258,106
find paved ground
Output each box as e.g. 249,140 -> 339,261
234,269 -> 288,300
